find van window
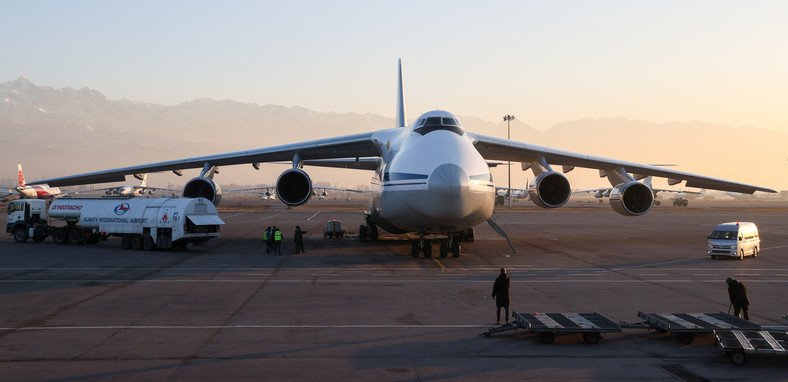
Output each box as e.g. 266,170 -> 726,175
710,230 -> 737,240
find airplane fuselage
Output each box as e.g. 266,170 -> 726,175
368,111 -> 495,234
17,185 -> 60,199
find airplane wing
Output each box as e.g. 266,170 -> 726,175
29,132 -> 383,187
470,133 -> 776,194
300,158 -> 381,170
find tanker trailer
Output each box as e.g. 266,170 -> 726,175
8,196 -> 224,250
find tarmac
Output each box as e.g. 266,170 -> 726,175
1,198 -> 787,381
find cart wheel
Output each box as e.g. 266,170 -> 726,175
676,333 -> 694,345
730,351 -> 745,365
537,332 -> 556,344
583,332 -> 601,344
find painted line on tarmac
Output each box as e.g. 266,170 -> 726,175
307,211 -> 321,221
220,212 -> 248,219
0,324 -> 490,331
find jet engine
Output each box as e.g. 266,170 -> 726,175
528,171 -> 571,208
276,168 -> 313,206
183,177 -> 222,206
609,181 -> 654,216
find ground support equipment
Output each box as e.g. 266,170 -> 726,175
482,310 -> 621,344
714,329 -> 788,365
637,311 -> 761,345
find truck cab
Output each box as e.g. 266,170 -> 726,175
7,199 -> 49,243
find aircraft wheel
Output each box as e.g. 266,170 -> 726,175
53,228 -> 67,244
451,241 -> 461,258
120,235 -> 132,249
359,225 -> 367,240
131,235 -> 143,250
411,242 -> 420,258
13,227 -> 29,243
439,240 -> 448,258
67,229 -> 83,244
422,240 -> 432,258
142,235 -> 155,251
370,225 -> 379,241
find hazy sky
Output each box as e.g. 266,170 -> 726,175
3,0 -> 788,132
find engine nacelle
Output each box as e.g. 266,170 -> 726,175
609,181 -> 654,216
182,177 -> 222,206
276,168 -> 312,206
528,172 -> 571,208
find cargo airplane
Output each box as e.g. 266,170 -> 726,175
31,61 -> 777,258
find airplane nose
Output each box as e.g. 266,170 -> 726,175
429,163 -> 470,197
427,163 -> 470,214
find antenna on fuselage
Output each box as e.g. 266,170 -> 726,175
396,59 -> 406,128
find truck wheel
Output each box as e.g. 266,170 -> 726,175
120,236 -> 132,249
739,249 -> 744,260
67,229 -> 83,244
142,235 -> 155,251
53,228 -> 67,244
753,247 -> 758,258
13,227 -> 29,243
131,235 -> 143,250
33,234 -> 47,242
583,332 -> 601,344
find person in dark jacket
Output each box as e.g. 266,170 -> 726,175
491,268 -> 511,325
263,226 -> 272,253
726,277 -> 750,320
293,226 -> 307,253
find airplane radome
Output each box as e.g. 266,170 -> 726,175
30,60 -> 777,258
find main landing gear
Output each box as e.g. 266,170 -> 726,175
412,232 -> 467,259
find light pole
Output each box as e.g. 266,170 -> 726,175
503,114 -> 515,209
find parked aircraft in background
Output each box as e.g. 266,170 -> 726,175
229,185 -> 363,200
31,60 -> 777,258
574,177 -> 705,206
6,164 -> 63,199
79,174 -> 179,197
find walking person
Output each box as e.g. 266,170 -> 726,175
491,268 -> 511,325
273,227 -> 283,255
726,277 -> 750,320
293,225 -> 307,254
263,226 -> 272,253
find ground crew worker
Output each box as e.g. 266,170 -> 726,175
293,226 -> 307,253
491,268 -> 511,325
273,227 -> 283,255
726,277 -> 750,320
264,226 -> 272,253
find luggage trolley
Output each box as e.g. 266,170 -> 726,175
637,311 -> 761,345
715,330 -> 788,365
482,310 -> 622,344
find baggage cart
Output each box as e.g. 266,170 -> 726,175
637,311 -> 761,344
715,330 -> 788,365
482,310 -> 621,344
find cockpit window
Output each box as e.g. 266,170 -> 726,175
414,116 -> 464,136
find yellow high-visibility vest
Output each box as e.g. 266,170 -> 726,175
274,231 -> 282,241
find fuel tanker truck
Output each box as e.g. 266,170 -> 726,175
7,196 -> 224,250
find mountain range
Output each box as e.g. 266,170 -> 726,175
1,76 -> 785,191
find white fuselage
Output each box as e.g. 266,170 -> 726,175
368,111 -> 495,234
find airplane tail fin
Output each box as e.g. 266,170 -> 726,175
140,174 -> 148,187
17,164 -> 25,186
396,59 -> 406,128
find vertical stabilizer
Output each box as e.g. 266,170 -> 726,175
396,59 -> 406,128
17,164 -> 25,186
140,174 -> 148,187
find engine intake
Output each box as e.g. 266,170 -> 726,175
609,181 -> 653,216
276,169 -> 312,206
528,172 -> 571,208
183,177 -> 222,206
